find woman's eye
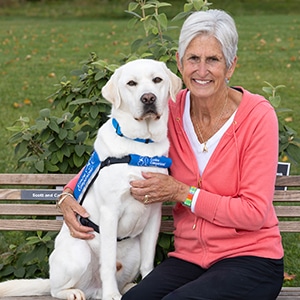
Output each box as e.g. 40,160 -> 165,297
207,57 -> 219,62
188,56 -> 200,63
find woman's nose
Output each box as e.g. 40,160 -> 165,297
195,61 -> 209,77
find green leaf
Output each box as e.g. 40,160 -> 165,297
262,86 -> 273,95
55,138 -> 65,148
269,95 -> 281,108
26,236 -> 41,245
75,144 -> 86,157
45,161 -> 59,172
39,108 -> 51,118
48,120 -> 60,134
90,105 -> 99,119
155,13 -> 168,30
286,143 -> 300,164
0,265 -> 15,277
58,128 -> 68,140
35,160 -> 44,173
61,144 -> 71,157
73,154 -> 85,167
128,2 -> 139,12
56,150 -> 64,163
130,38 -> 146,53
193,0 -> 204,10
94,70 -> 106,81
14,267 -> 26,278
184,3 -> 194,12
156,2 -> 172,8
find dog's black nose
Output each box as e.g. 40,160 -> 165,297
141,93 -> 156,105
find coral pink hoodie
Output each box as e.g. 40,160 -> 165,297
168,87 -> 283,268
65,87 -> 283,269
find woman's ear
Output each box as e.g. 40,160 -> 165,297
226,56 -> 238,80
176,52 -> 183,74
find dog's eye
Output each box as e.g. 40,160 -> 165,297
153,77 -> 162,84
127,80 -> 137,86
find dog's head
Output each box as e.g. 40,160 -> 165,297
101,59 -> 182,121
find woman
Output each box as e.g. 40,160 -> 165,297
60,9 -> 284,299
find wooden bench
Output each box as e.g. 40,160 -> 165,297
0,173 -> 300,299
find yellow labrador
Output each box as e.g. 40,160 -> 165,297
0,59 -> 182,300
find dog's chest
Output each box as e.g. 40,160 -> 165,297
117,200 -> 153,237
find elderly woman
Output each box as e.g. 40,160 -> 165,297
61,9 -> 284,300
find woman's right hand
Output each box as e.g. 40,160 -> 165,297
58,189 -> 95,240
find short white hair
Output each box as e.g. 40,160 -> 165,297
178,9 -> 238,69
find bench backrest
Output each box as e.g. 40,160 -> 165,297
274,175 -> 300,232
0,174 -> 299,233
0,174 -> 73,231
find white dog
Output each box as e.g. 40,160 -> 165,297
0,59 -> 182,300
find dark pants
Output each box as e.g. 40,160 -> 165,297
122,256 -> 284,300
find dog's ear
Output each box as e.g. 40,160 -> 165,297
163,65 -> 182,103
101,68 -> 122,108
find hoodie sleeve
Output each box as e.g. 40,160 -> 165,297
64,169 -> 82,192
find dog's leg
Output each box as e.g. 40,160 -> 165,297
50,224 -> 99,300
139,203 -> 162,278
98,206 -> 122,300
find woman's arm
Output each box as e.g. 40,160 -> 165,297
58,172 -> 95,239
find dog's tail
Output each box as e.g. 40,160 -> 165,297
0,278 -> 50,296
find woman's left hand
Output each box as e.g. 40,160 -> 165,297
130,171 -> 189,205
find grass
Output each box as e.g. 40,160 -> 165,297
0,0 -> 300,287
0,1 -> 299,174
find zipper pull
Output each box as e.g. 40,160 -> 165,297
198,177 -> 202,188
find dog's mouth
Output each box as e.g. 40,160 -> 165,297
135,109 -> 161,121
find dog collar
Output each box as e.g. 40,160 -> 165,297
112,118 -> 154,144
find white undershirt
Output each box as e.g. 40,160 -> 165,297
183,91 -> 236,211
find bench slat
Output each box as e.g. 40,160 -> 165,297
0,204 -> 62,216
275,206 -> 300,217
160,220 -> 174,232
276,176 -> 300,187
278,221 -> 300,232
0,219 -> 63,231
0,189 -> 21,199
274,190 -> 300,202
0,174 -> 74,186
278,287 -> 300,296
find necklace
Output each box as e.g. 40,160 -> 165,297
191,89 -> 229,152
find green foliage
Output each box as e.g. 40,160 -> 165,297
155,232 -> 174,266
7,53 -> 115,173
0,231 -> 56,280
263,82 -> 300,164
125,0 -> 212,73
7,0 -> 211,173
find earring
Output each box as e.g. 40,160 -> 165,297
225,78 -> 230,84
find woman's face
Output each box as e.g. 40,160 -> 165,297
177,34 -> 236,100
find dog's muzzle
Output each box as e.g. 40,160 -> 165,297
140,93 -> 160,120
